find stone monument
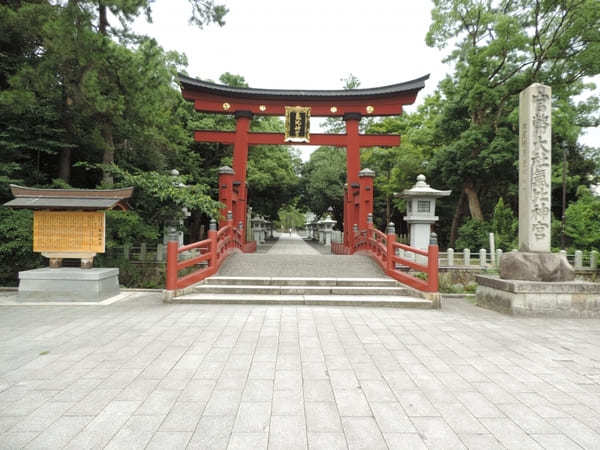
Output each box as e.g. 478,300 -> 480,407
3,185 -> 133,302
500,83 -> 574,281
476,84 -> 600,317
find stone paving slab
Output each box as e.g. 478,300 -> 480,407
1,295 -> 600,449
0,291 -> 150,307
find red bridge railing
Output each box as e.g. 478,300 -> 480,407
351,222 -> 439,293
331,242 -> 352,255
166,216 -> 249,292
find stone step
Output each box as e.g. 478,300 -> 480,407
169,293 -> 433,308
204,276 -> 398,287
193,284 -> 416,296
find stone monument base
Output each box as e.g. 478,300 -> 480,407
476,275 -> 600,318
499,251 -> 574,282
18,267 -> 119,302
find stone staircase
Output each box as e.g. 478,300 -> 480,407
170,276 -> 434,308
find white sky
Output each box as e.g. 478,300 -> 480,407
134,0 -> 599,161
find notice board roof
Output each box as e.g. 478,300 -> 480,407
3,185 -> 134,210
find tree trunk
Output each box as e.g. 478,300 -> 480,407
449,190 -> 466,247
98,4 -> 108,35
385,193 -> 390,226
59,97 -> 74,183
101,122 -> 114,185
463,180 -> 484,220
58,148 -> 72,183
98,4 -> 113,185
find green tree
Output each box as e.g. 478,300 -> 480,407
276,204 -> 305,231
0,0 -> 227,188
101,164 -> 222,227
300,147 -> 346,225
0,209 -> 43,285
426,0 -> 600,245
490,197 -> 518,250
455,218 -> 490,251
247,114 -> 303,220
564,186 -> 600,249
0,1 -> 73,194
362,94 -> 445,233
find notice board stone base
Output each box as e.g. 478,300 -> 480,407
18,267 -> 119,302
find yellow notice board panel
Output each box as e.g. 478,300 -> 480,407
33,211 -> 105,253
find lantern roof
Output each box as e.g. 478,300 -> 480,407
397,175 -> 451,198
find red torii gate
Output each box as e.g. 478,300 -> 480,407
178,73 -> 428,251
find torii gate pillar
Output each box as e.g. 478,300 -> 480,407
344,113 -> 361,248
232,111 -> 252,242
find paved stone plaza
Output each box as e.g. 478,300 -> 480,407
1,293 -> 600,449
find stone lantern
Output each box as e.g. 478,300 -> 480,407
265,219 -> 273,240
259,217 -> 267,243
311,221 -> 318,241
397,175 -> 451,251
304,212 -> 316,239
317,219 -> 324,244
305,219 -> 312,239
251,216 -> 262,244
321,214 -> 337,247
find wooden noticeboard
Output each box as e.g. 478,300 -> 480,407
33,211 -> 105,253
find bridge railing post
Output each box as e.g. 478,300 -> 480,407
238,221 -> 244,248
427,232 -> 439,292
226,211 -> 233,250
367,213 -> 373,249
208,219 -> 217,269
165,225 -> 179,292
386,222 -> 396,273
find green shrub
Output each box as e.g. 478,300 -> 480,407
105,210 -> 159,248
0,209 -> 43,285
456,218 -> 490,250
563,186 -> 600,250
100,211 -> 165,288
95,254 -> 165,289
491,197 -> 517,250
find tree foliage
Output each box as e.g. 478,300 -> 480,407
276,204 -> 306,231
0,0 -> 227,190
564,186 -> 600,249
300,147 -> 346,226
0,209 -> 43,286
426,0 -> 600,245
0,0 -> 230,283
101,164 -> 222,225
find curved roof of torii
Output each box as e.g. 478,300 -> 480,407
178,73 -> 430,100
